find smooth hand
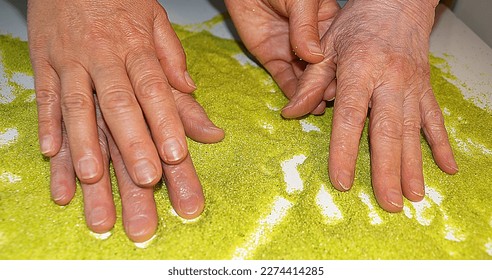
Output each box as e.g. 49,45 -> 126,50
225,0 -> 340,114
282,0 -> 458,212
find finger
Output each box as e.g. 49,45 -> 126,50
104,119 -> 158,243
281,57 -> 336,118
420,88 -> 458,174
282,37 -> 336,118
49,123 -> 76,206
153,6 -> 196,93
92,58 -> 162,187
401,91 -> 425,202
263,59 -> 300,99
324,79 -> 337,101
288,0 -> 324,63
163,154 -> 205,220
80,126 -> 116,234
59,66 -> 104,184
173,88 -> 225,144
328,70 -> 371,192
33,61 -> 62,157
311,101 -> 326,115
125,51 -> 189,166
369,84 -> 405,212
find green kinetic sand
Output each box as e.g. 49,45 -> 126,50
1,23 -> 491,259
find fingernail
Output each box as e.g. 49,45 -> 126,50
40,135 -> 53,155
179,194 -> 201,216
409,180 -> 425,198
90,207 -> 108,227
78,156 -> 98,180
184,71 -> 196,89
446,161 -> 459,173
127,215 -> 150,237
134,159 -> 158,185
336,170 -> 352,191
307,41 -> 324,57
387,190 -> 403,208
52,187 -> 67,203
163,137 -> 186,163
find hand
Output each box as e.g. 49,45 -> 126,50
282,0 -> 458,212
28,0 -> 198,189
225,0 -> 340,114
50,90 -> 224,243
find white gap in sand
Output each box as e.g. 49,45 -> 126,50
0,172 -> 21,183
0,128 -> 18,147
485,239 -> 492,256
0,55 -> 14,104
358,191 -> 383,225
232,196 -> 293,260
266,103 -> 280,111
281,154 -> 307,194
411,198 -> 433,226
316,184 -> 343,223
403,205 -> 413,219
300,119 -> 321,133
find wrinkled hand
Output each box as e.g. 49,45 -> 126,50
50,90 -> 224,243
28,0 -> 200,189
225,0 -> 340,114
282,0 -> 458,212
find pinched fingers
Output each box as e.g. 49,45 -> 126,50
281,51 -> 336,118
263,59 -> 306,99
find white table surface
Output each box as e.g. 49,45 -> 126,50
1,0 -> 491,109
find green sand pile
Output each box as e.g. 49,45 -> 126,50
1,25 -> 491,259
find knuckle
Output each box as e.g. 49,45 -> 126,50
336,103 -> 368,130
61,92 -> 93,116
372,114 -> 403,140
126,136 -> 147,152
98,88 -> 138,114
403,118 -> 421,133
137,77 -> 169,102
36,89 -> 59,107
153,111 -> 180,136
424,108 -> 445,126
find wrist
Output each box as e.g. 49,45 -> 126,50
351,0 -> 437,32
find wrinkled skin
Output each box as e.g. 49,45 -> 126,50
225,0 -> 340,114
227,0 -> 458,212
28,0 -> 202,187
28,0 -> 224,242
50,91 -> 224,242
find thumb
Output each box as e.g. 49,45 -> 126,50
288,0 -> 324,63
282,36 -> 336,118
